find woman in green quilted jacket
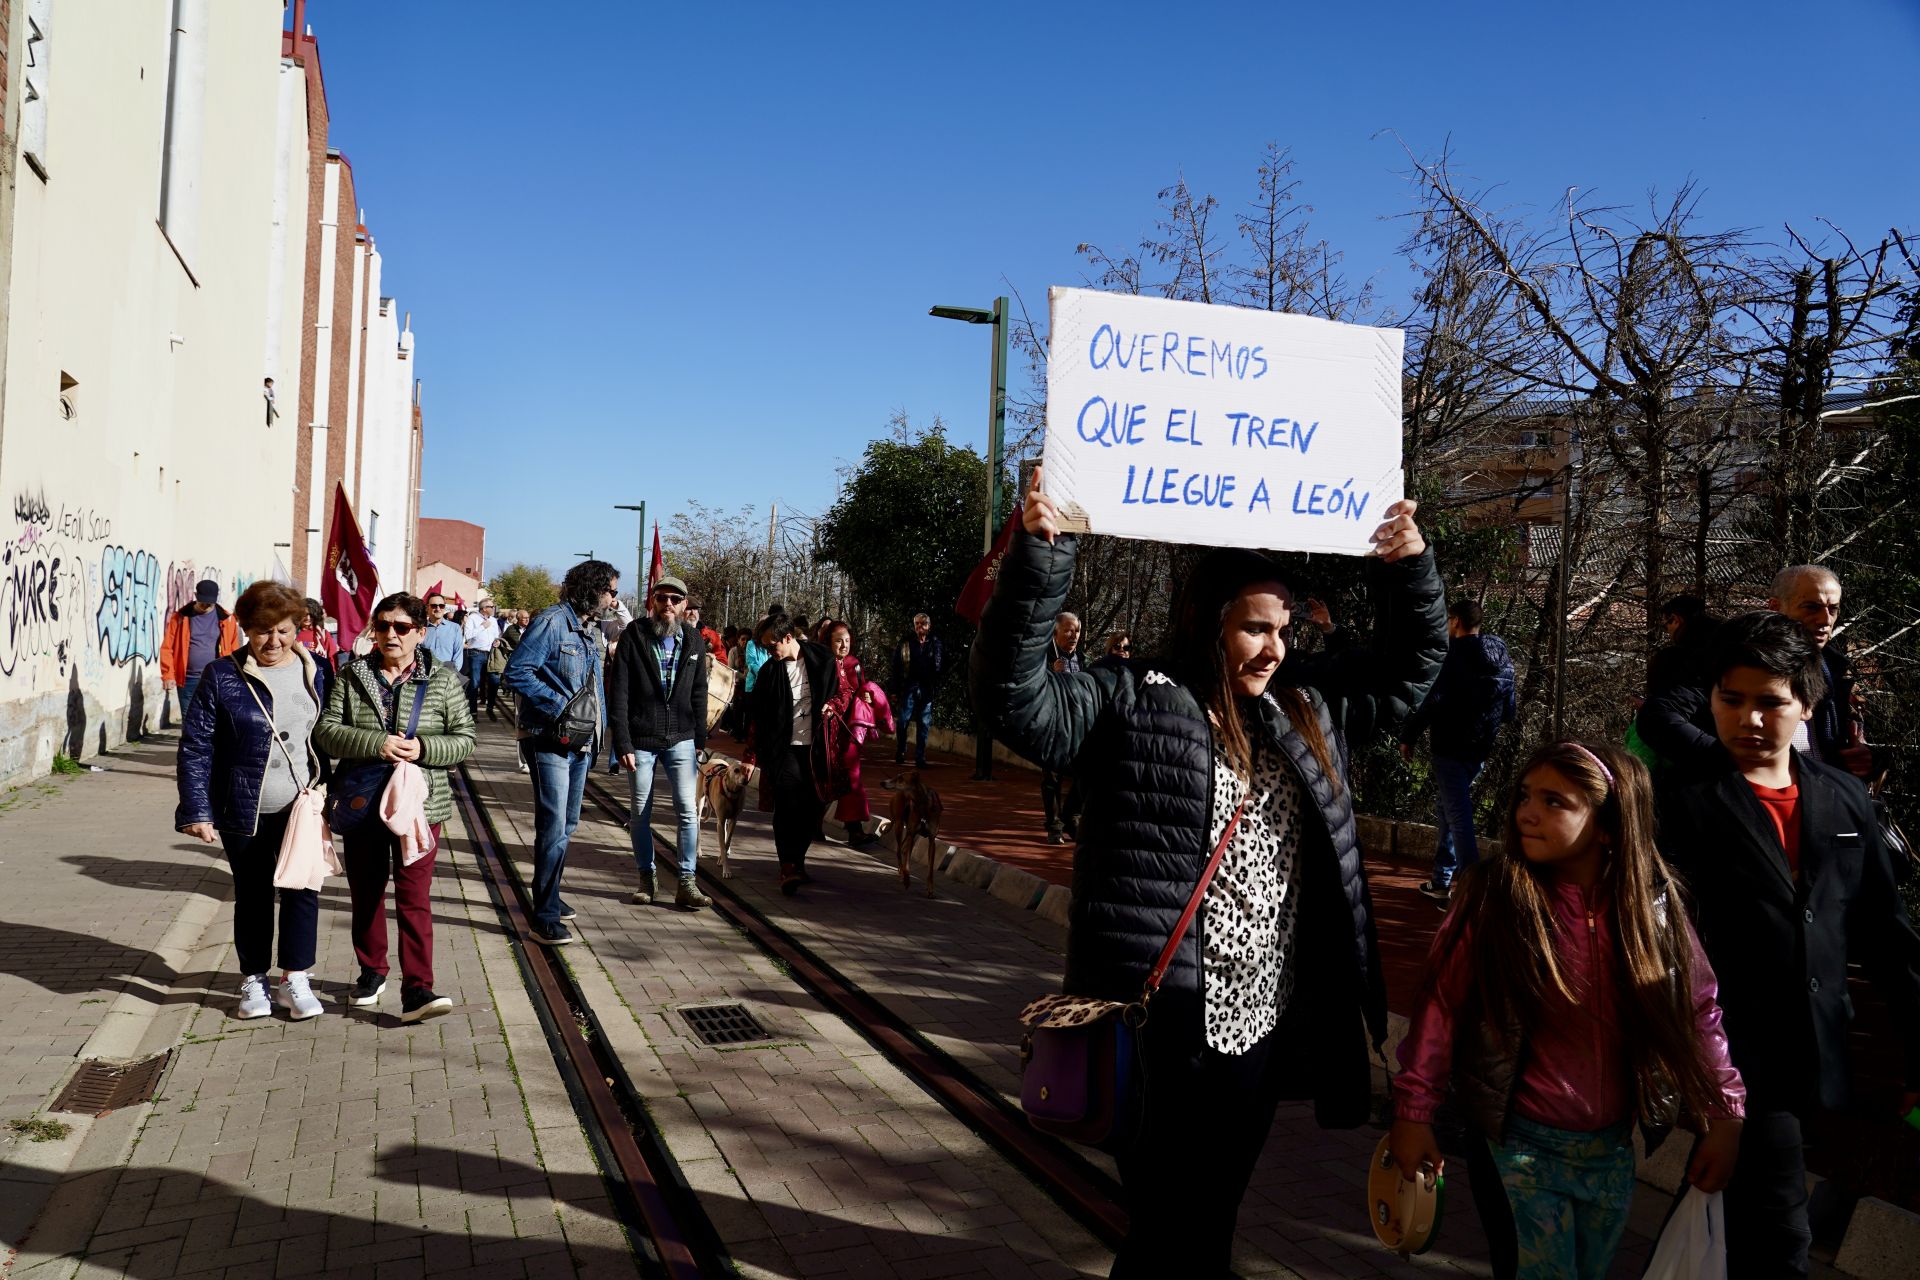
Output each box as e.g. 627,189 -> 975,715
315,591 -> 475,1023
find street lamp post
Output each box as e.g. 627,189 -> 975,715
930,296 -> 1010,781
614,502 -> 646,600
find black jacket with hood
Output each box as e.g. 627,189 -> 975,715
971,530 -> 1446,1125
1400,632 -> 1515,762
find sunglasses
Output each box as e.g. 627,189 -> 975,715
427,603 -> 445,610
373,620 -> 418,635
1115,644 -> 1132,653
654,592 -> 686,604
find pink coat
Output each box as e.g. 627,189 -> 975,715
848,680 -> 896,743
1395,878 -> 1745,1132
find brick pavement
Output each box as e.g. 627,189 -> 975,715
518,721 -> 1702,1279
0,732 -> 641,1279
465,727 -> 1109,1280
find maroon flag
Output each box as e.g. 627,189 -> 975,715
648,524 -> 665,597
956,505 -> 1022,626
321,483 -> 379,645
425,578 -> 444,599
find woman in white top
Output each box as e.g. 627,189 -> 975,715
746,613 -> 837,896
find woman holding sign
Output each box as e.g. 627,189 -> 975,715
974,467 -> 1445,1276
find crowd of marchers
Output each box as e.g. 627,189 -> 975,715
167,498 -> 1916,1278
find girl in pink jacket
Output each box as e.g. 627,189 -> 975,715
1390,741 -> 1745,1279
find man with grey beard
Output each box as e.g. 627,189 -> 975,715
607,575 -> 712,910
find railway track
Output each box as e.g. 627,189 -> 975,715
574,771 -> 1131,1245
450,766 -> 721,1279
448,742 -> 1134,1275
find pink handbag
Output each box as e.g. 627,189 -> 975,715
241,676 -> 340,891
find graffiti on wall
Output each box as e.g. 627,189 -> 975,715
4,491 -> 156,683
166,562 -> 199,614
96,544 -> 161,666
0,541 -> 89,678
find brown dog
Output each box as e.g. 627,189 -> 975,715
696,755 -> 755,879
881,770 -> 943,896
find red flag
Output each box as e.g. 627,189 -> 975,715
321,482 -> 379,644
648,524 -> 665,597
956,505 -> 1022,626
425,579 -> 444,598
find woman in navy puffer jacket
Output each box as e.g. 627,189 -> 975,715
175,581 -> 332,1023
972,468 -> 1445,1277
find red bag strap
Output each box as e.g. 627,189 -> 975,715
1142,799 -> 1249,1001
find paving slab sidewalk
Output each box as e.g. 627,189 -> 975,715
0,732 -> 641,1280
491,719 -> 1720,1280
465,724 -> 1113,1280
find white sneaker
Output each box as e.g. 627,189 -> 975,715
234,974 -> 271,1020
276,971 -> 323,1021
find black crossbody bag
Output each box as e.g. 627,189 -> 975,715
326,677 -> 428,833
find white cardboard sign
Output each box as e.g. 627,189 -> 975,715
1041,287 -> 1404,556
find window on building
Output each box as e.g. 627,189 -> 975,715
20,0 -> 52,179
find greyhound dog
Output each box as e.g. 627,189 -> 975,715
881,769 -> 943,896
695,753 -> 756,879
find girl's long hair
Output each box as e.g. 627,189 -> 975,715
1447,741 -> 1724,1125
1170,548 -> 1340,788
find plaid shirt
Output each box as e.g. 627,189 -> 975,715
653,633 -> 681,695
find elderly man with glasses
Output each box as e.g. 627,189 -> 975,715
607,575 -> 713,911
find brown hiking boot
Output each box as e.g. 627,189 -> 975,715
674,879 -> 712,911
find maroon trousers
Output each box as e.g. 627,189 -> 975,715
344,822 -> 441,991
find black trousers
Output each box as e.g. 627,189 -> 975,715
767,744 -> 823,869
220,807 -> 319,975
1724,1106 -> 1812,1277
1111,1007 -> 1287,1279
1041,769 -> 1082,837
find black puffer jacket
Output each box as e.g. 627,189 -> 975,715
973,530 -> 1446,1124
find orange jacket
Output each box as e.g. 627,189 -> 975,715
160,604 -> 241,687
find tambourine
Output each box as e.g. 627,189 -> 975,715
1367,1133 -> 1443,1255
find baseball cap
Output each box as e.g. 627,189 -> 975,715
654,575 -> 690,598
194,580 -> 220,603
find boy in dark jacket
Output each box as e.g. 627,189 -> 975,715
1398,598 -> 1515,900
1655,611 -> 1920,1275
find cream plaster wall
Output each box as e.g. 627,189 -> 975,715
0,1 -> 296,784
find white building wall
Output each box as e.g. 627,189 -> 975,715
0,2 -> 297,783
352,251 -> 417,601
266,57 -> 311,568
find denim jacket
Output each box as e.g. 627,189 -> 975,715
502,602 -> 603,740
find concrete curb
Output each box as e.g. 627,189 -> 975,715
1834,1196 -> 1920,1279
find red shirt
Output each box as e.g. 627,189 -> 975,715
1749,779 -> 1802,876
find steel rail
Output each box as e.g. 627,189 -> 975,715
451,767 -> 714,1280
578,773 -> 1131,1245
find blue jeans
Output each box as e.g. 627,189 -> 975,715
528,746 -> 592,931
627,738 -> 700,879
462,649 -> 489,707
179,673 -> 203,718
1485,1116 -> 1634,1280
1430,754 -> 1484,886
895,686 -> 934,762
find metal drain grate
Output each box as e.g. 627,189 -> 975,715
50,1051 -> 172,1116
679,1004 -> 772,1046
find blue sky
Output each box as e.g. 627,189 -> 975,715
316,0 -> 1920,598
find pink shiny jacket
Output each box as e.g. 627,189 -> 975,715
1395,878 -> 1746,1132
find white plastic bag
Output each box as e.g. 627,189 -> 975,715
1643,1186 -> 1727,1280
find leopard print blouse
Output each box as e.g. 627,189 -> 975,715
1202,736 -> 1306,1055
